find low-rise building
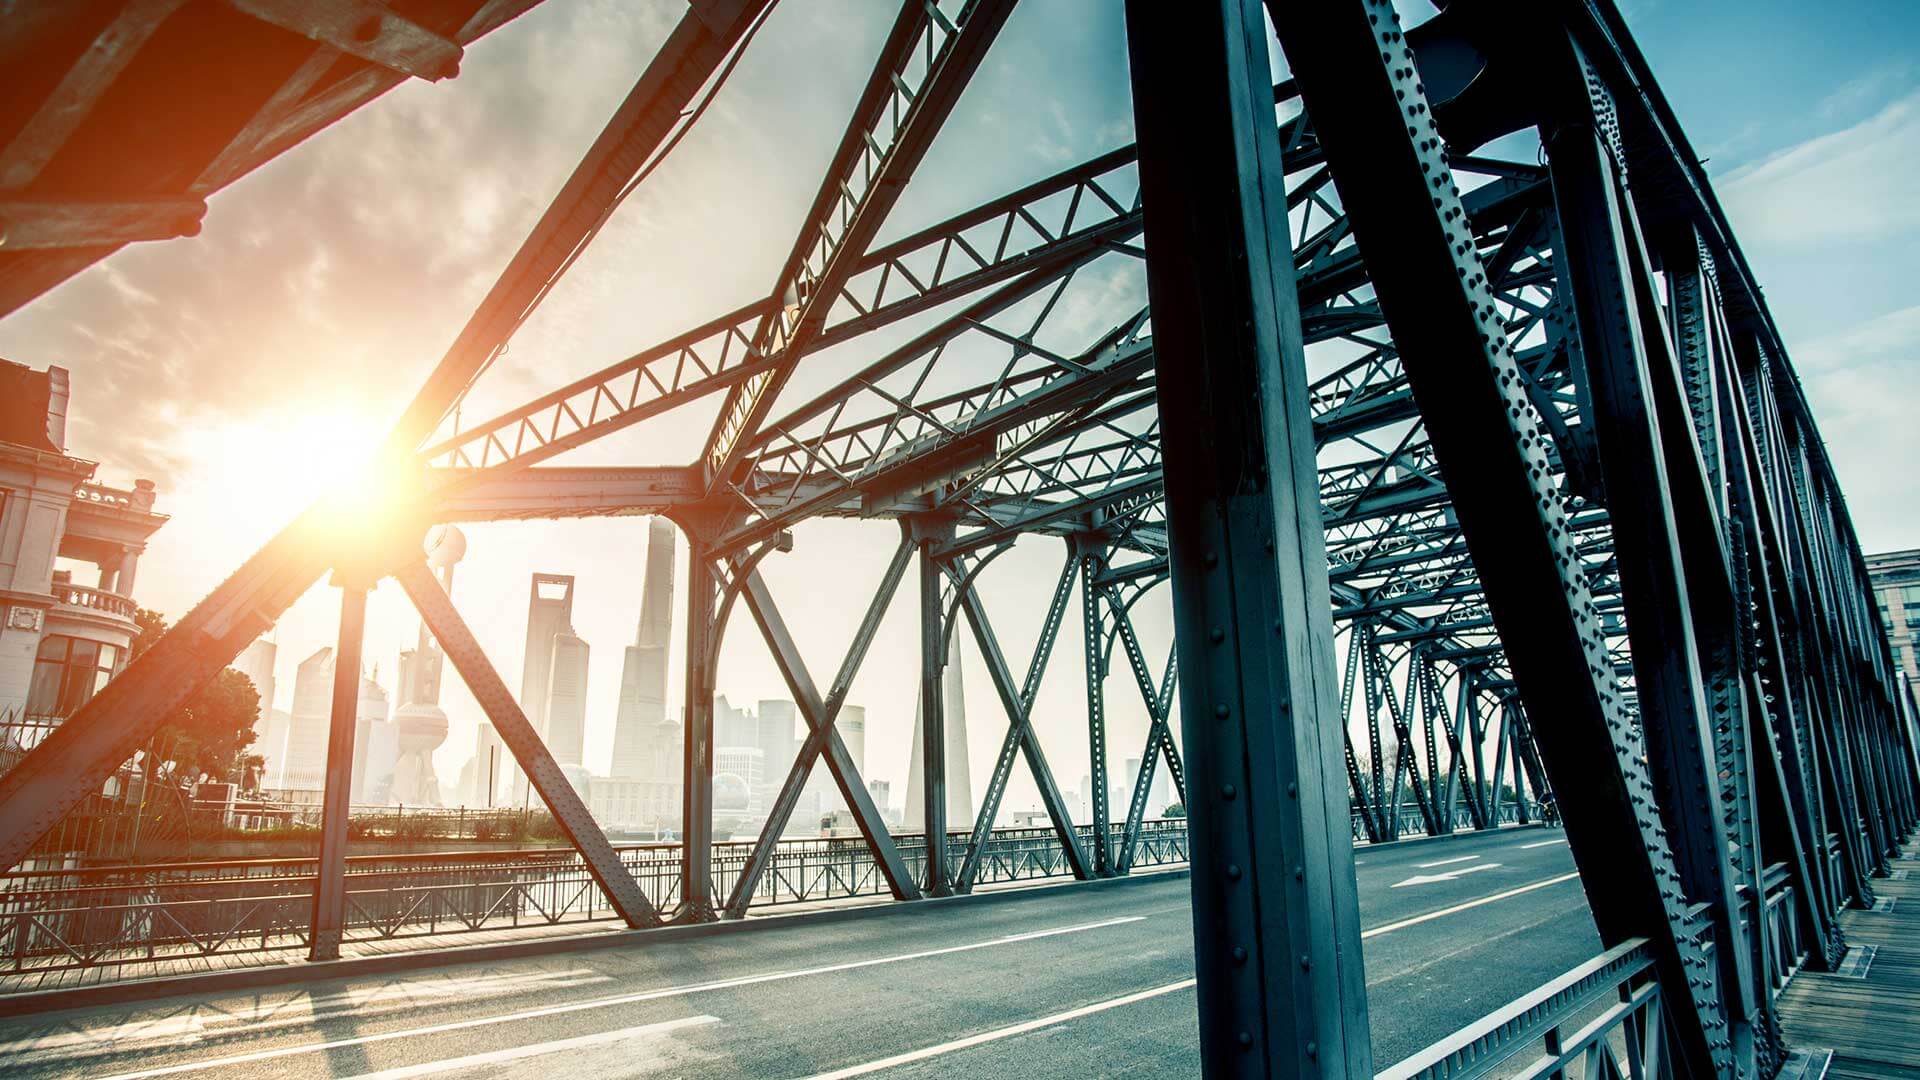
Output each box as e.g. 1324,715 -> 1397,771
0,361 -> 166,749
1867,548 -> 1920,691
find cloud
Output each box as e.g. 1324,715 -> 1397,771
0,1 -> 683,490
1719,90 -> 1920,250
1816,61 -> 1913,121
1793,303 -> 1920,375
1787,304 -> 1920,552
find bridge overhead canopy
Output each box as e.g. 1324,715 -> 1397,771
0,1 -> 1915,1078
0,0 -> 539,317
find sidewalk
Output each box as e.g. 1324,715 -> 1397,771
1776,833 -> 1920,1077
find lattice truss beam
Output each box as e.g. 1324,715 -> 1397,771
1,3 -> 1915,1075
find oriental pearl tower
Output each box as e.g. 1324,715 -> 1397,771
390,525 -> 465,805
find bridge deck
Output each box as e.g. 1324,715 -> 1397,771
0,829 -> 1597,1076
0,861 -> 1132,1003
1778,835 -> 1920,1078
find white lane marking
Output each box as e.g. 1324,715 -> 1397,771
0,969 -> 614,1065
1364,872 -> 1581,937
795,980 -> 1197,1079
1391,863 -> 1500,888
1522,838 -> 1568,849
799,869 -> 1585,1076
88,915 -> 1147,1080
1416,855 -> 1479,868
337,1015 -> 719,1080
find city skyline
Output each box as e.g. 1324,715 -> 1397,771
2,0 -> 1910,827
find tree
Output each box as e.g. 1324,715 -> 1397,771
1164,803 -> 1186,819
162,667 -> 261,783
130,607 -> 167,661
131,610 -> 261,783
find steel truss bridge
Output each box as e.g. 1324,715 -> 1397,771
2,0 -> 1918,1077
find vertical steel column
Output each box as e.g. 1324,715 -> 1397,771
680,547 -> 718,920
1126,0 -> 1370,1073
913,518 -> 954,897
1361,625 -> 1388,836
1339,631 -> 1381,844
308,583 -> 367,962
1077,534 -> 1113,876
1488,703 -> 1512,825
1464,675 -> 1491,826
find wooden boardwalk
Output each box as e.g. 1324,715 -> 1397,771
1778,835 -> 1920,1079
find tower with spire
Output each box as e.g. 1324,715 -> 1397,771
611,517 -> 677,781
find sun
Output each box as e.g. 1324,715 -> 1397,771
167,406 -> 420,572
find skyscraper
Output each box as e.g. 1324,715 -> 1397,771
235,637 -> 276,712
463,720 -> 506,808
545,631 -> 590,766
234,637 -> 283,786
520,574 -> 575,735
281,646 -> 335,794
513,573 -> 575,803
840,704 -> 867,776
349,670 -> 394,804
611,518 -> 675,778
282,647 -> 394,804
758,698 -> 800,813
907,632 -> 974,831
801,702 -> 866,822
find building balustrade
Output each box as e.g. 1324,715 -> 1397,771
72,482 -> 136,509
50,582 -> 137,621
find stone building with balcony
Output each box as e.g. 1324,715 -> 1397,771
0,359 -> 167,744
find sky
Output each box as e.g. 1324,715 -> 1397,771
1,0 -> 1914,813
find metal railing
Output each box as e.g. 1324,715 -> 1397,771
0,710 -> 62,760
1760,861 -> 1804,1000
1825,832 -> 1847,909
1379,938 -> 1664,1080
0,820 -> 1189,975
1351,802 -> 1524,843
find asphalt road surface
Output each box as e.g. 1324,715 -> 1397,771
0,827 -> 1599,1078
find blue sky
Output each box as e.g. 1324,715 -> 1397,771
1629,0 -> 1920,550
0,1 -> 1911,806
